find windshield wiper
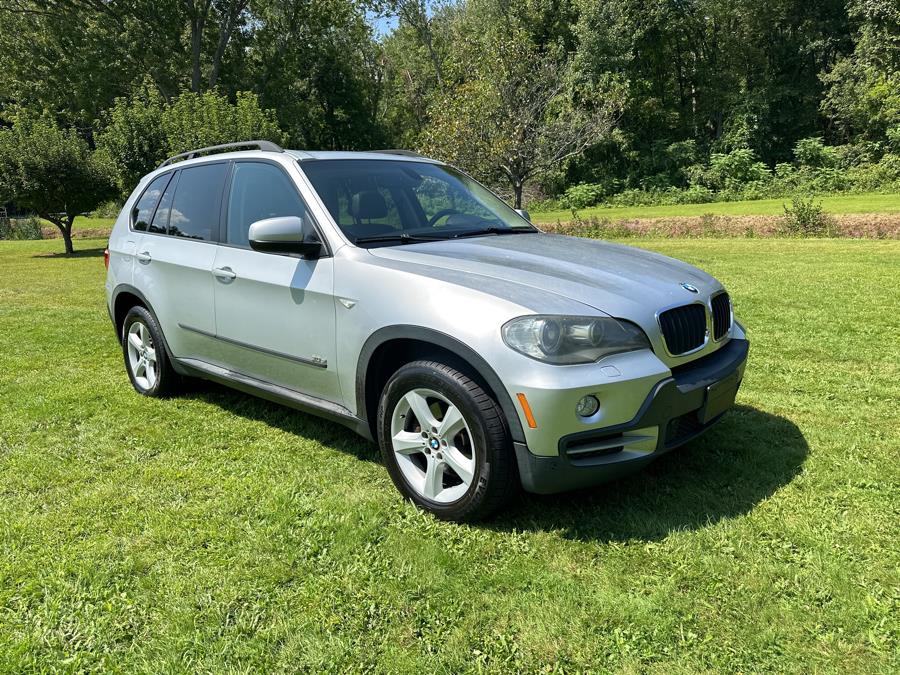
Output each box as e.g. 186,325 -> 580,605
450,226 -> 537,239
354,232 -> 447,245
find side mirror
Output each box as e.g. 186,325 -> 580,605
249,216 -> 323,258
515,208 -> 531,222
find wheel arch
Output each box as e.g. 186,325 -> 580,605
111,284 -> 186,375
356,326 -> 526,444
112,284 -> 150,341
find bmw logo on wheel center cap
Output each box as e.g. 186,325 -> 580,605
429,438 -> 441,450
681,282 -> 699,293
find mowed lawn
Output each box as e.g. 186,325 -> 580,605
0,237 -> 898,672
530,191 -> 900,223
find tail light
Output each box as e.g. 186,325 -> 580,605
103,247 -> 110,269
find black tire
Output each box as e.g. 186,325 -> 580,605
377,360 -> 518,522
121,305 -> 180,397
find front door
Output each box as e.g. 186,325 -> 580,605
211,161 -> 340,402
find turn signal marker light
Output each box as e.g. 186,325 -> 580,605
517,393 -> 538,429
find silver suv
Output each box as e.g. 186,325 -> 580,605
105,141 -> 749,521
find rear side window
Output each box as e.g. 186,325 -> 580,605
167,163 -> 228,241
131,173 -> 172,231
149,171 -> 179,234
226,162 -> 308,248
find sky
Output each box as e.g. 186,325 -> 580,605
368,12 -> 399,38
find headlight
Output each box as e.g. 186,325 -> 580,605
501,315 -> 650,365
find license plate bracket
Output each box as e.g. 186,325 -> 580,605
699,371 -> 740,424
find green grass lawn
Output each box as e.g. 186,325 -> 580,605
530,191 -> 900,223
71,216 -> 115,233
1,238 -> 897,672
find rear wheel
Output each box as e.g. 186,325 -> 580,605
377,360 -> 518,521
122,306 -> 180,397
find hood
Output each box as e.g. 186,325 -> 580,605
367,233 -> 722,320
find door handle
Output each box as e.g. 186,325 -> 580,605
213,266 -> 237,281
136,251 -> 152,264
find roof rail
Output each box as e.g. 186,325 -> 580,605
157,140 -> 284,169
375,149 -> 423,157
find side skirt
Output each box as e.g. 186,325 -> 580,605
177,357 -> 374,441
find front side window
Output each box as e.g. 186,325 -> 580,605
167,163 -> 228,241
131,172 -> 172,231
300,160 -> 534,246
226,162 -> 309,248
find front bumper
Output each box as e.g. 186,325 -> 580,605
514,337 -> 749,494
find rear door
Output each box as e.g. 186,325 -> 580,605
132,162 -> 228,360
211,160 -> 340,402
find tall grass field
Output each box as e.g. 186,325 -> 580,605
0,237 -> 897,671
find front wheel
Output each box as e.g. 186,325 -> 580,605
377,360 -> 518,522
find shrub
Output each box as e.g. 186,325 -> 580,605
562,182 -> 616,208
794,137 -> 838,168
0,216 -> 42,240
781,195 -> 834,236
91,200 -> 123,219
701,148 -> 771,190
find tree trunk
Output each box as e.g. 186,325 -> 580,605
209,0 -> 246,89
62,226 -> 74,255
513,181 -> 524,209
191,17 -> 203,92
46,214 -> 75,255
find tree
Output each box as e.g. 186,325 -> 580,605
161,91 -> 286,154
418,3 -> 621,208
96,90 -> 286,195
421,54 -> 621,207
822,0 -> 900,149
0,115 -> 116,254
94,84 -> 167,195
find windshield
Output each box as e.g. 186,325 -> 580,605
299,159 -> 535,246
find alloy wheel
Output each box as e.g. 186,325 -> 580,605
390,387 -> 476,503
126,321 -> 158,391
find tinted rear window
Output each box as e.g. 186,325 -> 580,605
131,173 -> 172,231
149,171 -> 179,234
167,163 -> 228,241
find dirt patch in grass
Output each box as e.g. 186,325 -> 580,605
41,226 -> 112,240
540,212 -> 900,239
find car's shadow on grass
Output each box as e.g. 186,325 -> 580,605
488,404 -> 808,543
32,247 -> 106,259
180,382 -> 805,542
182,379 -> 380,463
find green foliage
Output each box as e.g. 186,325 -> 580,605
821,0 -> 900,147
91,200 -> 124,219
417,3 -> 622,206
561,181 -> 620,209
94,86 -> 167,195
794,138 -> 839,168
0,114 -> 116,253
781,195 -> 834,236
0,216 -> 42,241
698,149 -> 772,191
1,0 -> 899,208
97,91 -> 286,195
161,91 -> 286,155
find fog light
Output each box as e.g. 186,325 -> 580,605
576,395 -> 600,418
